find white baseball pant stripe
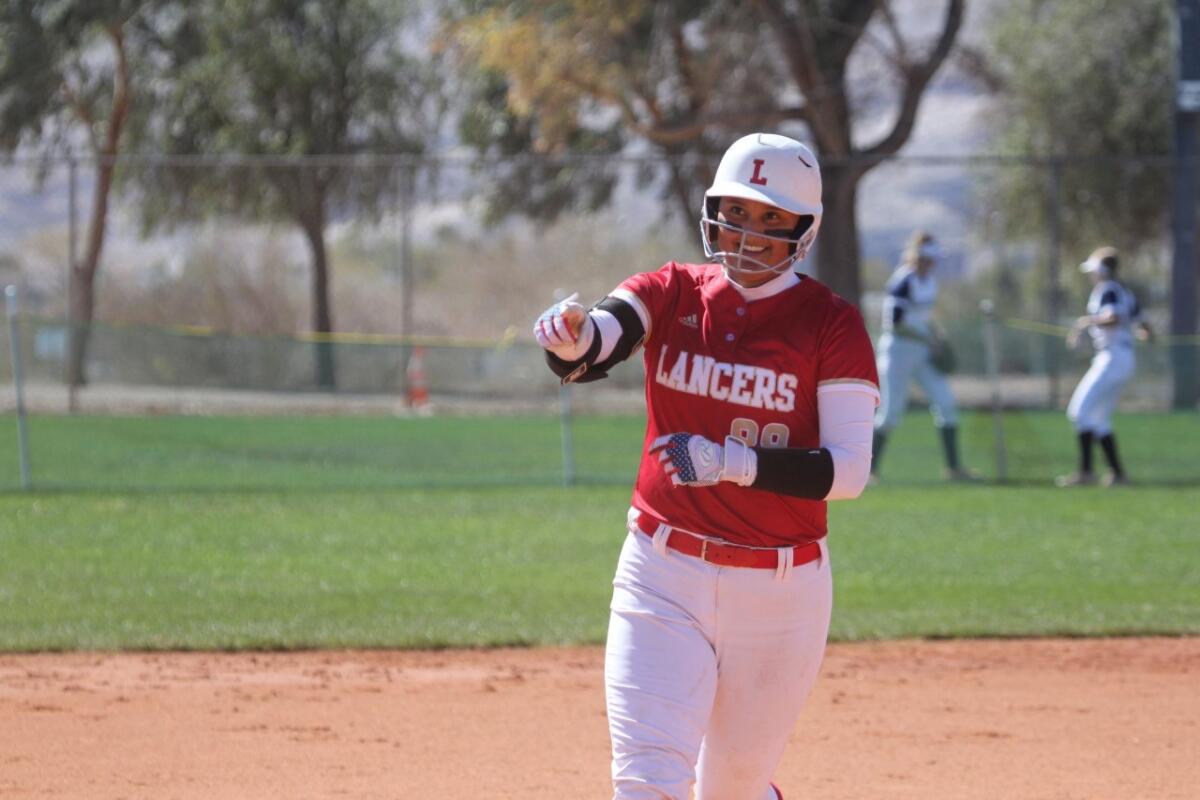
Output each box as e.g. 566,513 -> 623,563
604,526 -> 832,800
1067,347 -> 1135,436
875,334 -> 958,431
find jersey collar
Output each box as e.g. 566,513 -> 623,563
723,269 -> 802,302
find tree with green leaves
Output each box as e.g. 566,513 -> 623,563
0,1 -> 177,389
142,0 -> 438,389
982,0 -> 1173,263
449,0 -> 964,305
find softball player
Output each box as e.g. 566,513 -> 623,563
1057,246 -> 1154,487
533,133 -> 879,800
870,230 -> 974,481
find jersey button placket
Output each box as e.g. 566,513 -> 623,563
725,306 -> 749,348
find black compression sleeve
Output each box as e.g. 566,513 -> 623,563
750,447 -> 834,499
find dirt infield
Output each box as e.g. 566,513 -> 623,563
1,638 -> 1196,799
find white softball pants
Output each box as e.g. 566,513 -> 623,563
1067,346 -> 1135,435
874,334 -> 959,432
604,523 -> 833,800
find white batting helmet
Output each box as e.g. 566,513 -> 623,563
700,132 -> 823,277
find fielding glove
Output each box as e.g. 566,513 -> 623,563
649,432 -> 757,487
929,339 -> 956,374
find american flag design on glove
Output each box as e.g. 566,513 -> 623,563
650,432 -> 724,486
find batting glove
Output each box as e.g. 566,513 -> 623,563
533,292 -> 594,360
649,433 -> 757,488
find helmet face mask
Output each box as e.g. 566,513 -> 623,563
699,133 -> 823,279
700,206 -> 816,277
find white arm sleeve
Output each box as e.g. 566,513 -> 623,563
591,310 -> 623,362
818,382 -> 880,501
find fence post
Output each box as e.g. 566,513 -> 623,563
559,383 -> 576,486
397,158 -> 416,402
545,289 -> 578,486
6,285 -> 32,490
1045,158 -> 1064,409
981,299 -> 1007,483
1170,0 -> 1200,409
67,155 -> 79,413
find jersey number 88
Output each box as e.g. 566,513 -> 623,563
730,418 -> 790,448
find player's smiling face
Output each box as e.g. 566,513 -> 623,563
715,197 -> 802,287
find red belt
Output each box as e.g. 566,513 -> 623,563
632,511 -> 822,570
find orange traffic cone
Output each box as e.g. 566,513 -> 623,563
406,346 -> 431,413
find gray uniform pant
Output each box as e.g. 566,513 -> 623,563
874,334 -> 959,432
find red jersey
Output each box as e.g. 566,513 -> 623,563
614,262 -> 878,546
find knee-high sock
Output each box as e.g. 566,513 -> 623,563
939,426 -> 961,471
871,430 -> 887,474
1077,430 -> 1094,474
1098,433 -> 1124,477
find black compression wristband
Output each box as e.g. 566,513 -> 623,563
751,447 -> 834,500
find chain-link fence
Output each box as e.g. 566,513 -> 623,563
1,152 -> 1197,489
1,152 -> 1194,402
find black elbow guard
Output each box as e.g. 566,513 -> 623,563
545,350 -> 606,383
544,326 -> 605,384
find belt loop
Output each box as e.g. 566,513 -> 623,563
651,523 -> 672,556
774,547 -> 793,582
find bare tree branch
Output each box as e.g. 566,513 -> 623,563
877,0 -> 909,65
751,0 -> 830,148
954,43 -> 1005,93
101,23 -> 131,158
637,105 -> 810,146
861,0 -> 964,163
59,79 -> 100,153
666,8 -> 707,120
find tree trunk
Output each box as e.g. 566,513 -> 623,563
64,23 -> 132,399
814,161 -> 862,306
300,206 -> 337,391
66,156 -> 119,389
66,262 -> 95,390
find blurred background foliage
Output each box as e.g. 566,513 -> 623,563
0,0 -> 1189,393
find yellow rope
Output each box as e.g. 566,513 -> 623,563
1002,318 -> 1200,345
51,317 -> 524,350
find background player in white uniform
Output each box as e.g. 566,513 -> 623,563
533,133 -> 879,800
1057,246 -> 1154,487
870,230 -> 973,481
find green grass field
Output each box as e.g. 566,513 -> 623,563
1,410 -> 1197,651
